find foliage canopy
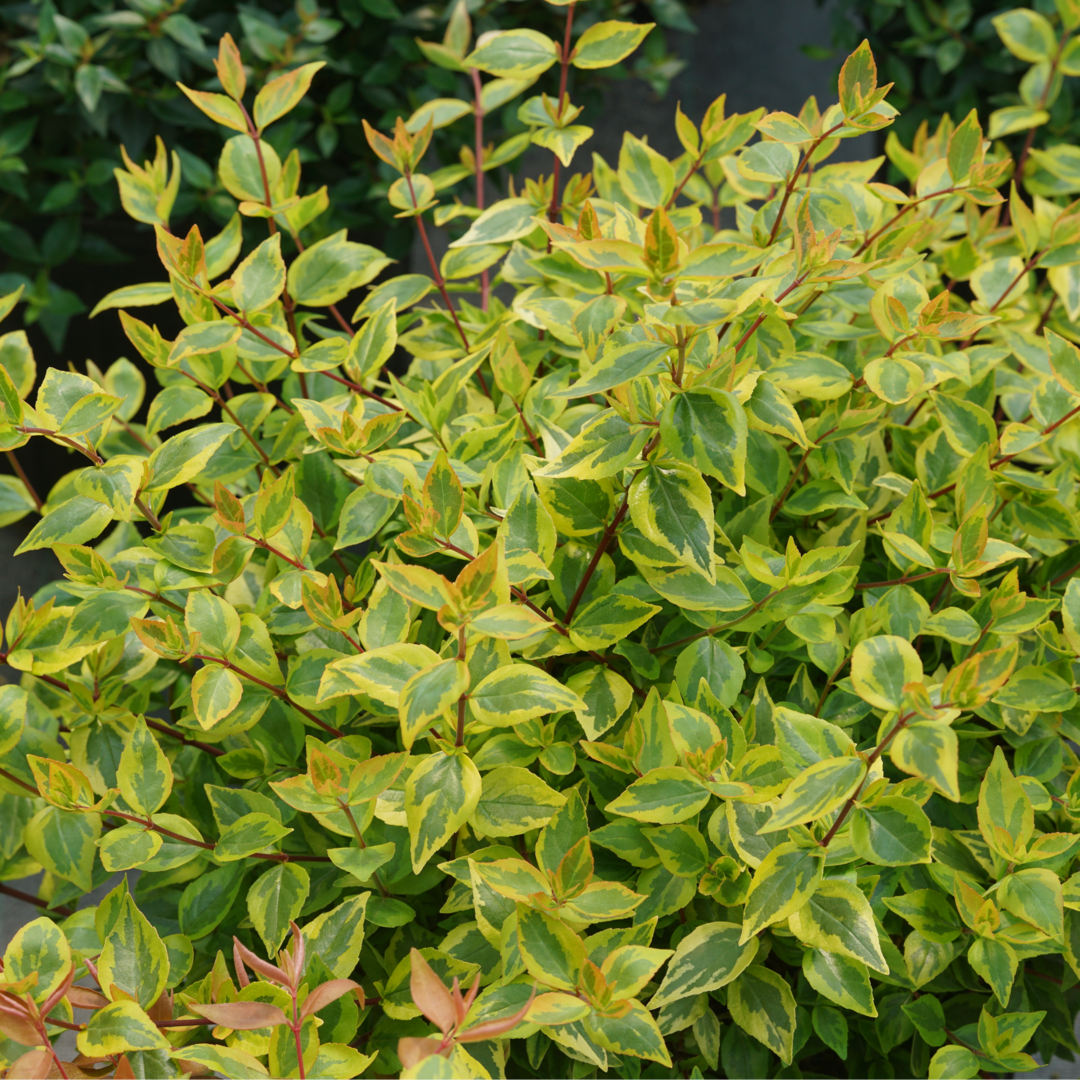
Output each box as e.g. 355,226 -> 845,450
4,3 -> 1080,1079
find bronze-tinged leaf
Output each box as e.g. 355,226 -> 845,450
409,948 -> 457,1035
7,1048 -> 52,1079
147,991 -> 173,1025
231,938 -> 290,987
397,1037 -> 446,1070
0,997 -> 40,1045
66,987 -> 110,1010
299,978 -> 364,1019
186,1001 -> 289,1030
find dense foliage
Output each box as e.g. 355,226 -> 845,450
0,0 -> 688,351
4,2 -> 1080,1079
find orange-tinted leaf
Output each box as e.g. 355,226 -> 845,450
214,33 -> 246,101
232,938 -> 290,987
253,62 -> 326,131
397,1037 -> 446,1069
7,1049 -> 51,1079
0,997 -> 39,1045
409,949 -> 456,1035
66,987 -> 109,1010
300,978 -> 364,1019
176,85 -> 248,133
187,1001 -> 289,1029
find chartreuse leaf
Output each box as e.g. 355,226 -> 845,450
569,593 -> 661,650
969,936 -> 1018,1007
253,61 -> 326,131
474,766 -> 566,836
0,684 -> 26,756
469,664 -> 584,726
1063,578 -> 1080,655
648,923 -> 758,1008
600,945 -> 671,999
728,964 -> 797,1065
4,916 -> 71,1004
740,843 -> 824,943
321,643 -> 441,707
191,664 -> 244,730
329,843 -> 396,884
303,894 -> 369,979
186,589 -> 241,656
269,1013 -> 319,1078
176,84 -> 247,131
644,823 -> 708,877
587,1000 -> 672,1067
977,746 -> 1033,859
248,862 -> 310,955
15,495 -> 113,554
98,825 -> 162,872
565,667 -> 634,740
466,29 -> 558,78
117,716 -> 172,816
516,905 -> 586,991
883,890 -> 961,943
999,868 -> 1063,939
537,411 -> 651,480
215,812 -> 292,861
993,8 -> 1056,61
802,950 -> 877,1017
28,755 -> 96,811
98,893 -> 170,1008
850,795 -> 932,865
606,766 -> 711,823
553,338 -> 670,399
74,457 -> 144,520
1047,328 -> 1080,396
77,1000 -> 170,1056
572,20 -> 653,69
145,423 -> 235,492
288,230 -> 390,307
24,806 -> 101,891
760,756 -> 864,833
619,132 -> 675,208
474,857 -> 552,903
628,462 -> 715,581
891,721 -> 960,801
789,879 -> 889,973
850,635 -> 923,711
170,1045 -> 268,1080
660,387 -> 748,494
233,234 -> 286,313
399,659 -> 469,749
406,751 -> 482,871
929,1045 -> 980,1079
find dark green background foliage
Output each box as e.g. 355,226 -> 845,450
0,0 -> 688,351
828,0 -> 1079,157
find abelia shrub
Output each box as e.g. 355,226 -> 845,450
2,5 -> 1080,1079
